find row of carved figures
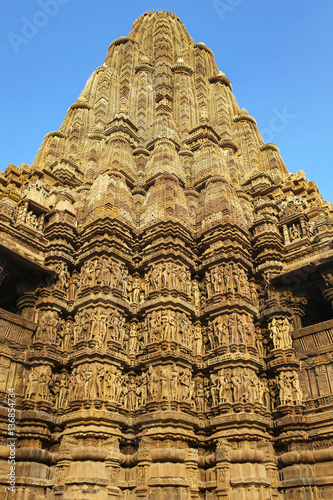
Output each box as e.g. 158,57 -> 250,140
209,368 -> 302,407
204,264 -> 259,307
24,363 -> 195,409
34,307 -> 291,355
25,366 -> 68,409
48,259 -> 259,310
34,307 -> 271,356
63,261 -> 196,305
24,364 -> 303,410
210,368 -> 268,406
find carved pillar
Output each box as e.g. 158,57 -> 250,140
290,298 -> 307,330
315,365 -> 331,397
38,213 -> 45,231
282,224 -> 290,244
186,448 -> 199,499
321,271 -> 333,309
135,448 -> 152,499
105,446 -> 122,499
54,446 -> 72,494
17,201 -> 28,223
0,258 -> 8,285
17,293 -> 38,321
299,217 -> 308,237
215,443 -> 230,500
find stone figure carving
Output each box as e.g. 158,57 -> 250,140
160,367 -> 168,400
128,323 -> 139,354
147,365 -> 159,400
67,270 -> 79,300
195,381 -> 205,412
47,311 -> 60,343
25,368 -> 39,399
228,316 -> 237,344
227,368 -> 262,405
170,364 -> 179,400
209,370 -> 232,406
214,316 -> 227,346
25,210 -> 39,229
244,318 -> 255,346
105,366 -> 117,401
291,370 -> 303,404
144,365 -> 194,404
249,282 -> 259,308
71,365 -> 85,400
231,370 -> 242,403
25,366 -> 52,402
236,315 -> 245,344
269,318 -> 281,349
210,374 -> 219,406
192,280 -> 201,310
72,307 -> 127,347
207,320 -> 216,350
131,276 -> 140,304
34,310 -> 61,344
162,309 -> 177,341
145,310 -> 195,347
34,312 -> 47,342
179,368 -> 191,401
205,263 -> 251,301
144,262 -> 192,298
288,223 -> 302,241
228,315 -> 246,345
278,371 -> 302,406
54,262 -> 68,291
193,324 -> 203,356
79,258 -> 129,298
58,319 -> 73,351
84,363 -> 104,399
139,372 -> 148,406
269,317 -> 293,350
255,327 -> 265,357
281,318 -> 293,349
56,372 -> 69,409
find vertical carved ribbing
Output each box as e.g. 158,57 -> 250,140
194,48 -> 209,121
173,72 -> 197,138
94,66 -> 115,128
119,41 -> 136,112
130,68 -> 154,142
210,84 -> 232,139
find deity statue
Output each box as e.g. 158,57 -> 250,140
57,372 -> 69,408
170,364 -> 179,400
128,323 -> 138,354
192,280 -> 201,309
147,366 -> 159,400
231,370 -> 242,403
193,324 -> 203,356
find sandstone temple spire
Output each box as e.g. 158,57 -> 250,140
0,10 -> 333,500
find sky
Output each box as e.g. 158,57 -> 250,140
1,0 -> 332,202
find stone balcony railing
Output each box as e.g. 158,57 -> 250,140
293,319 -> 333,411
293,319 -> 333,358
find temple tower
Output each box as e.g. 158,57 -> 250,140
0,11 -> 333,500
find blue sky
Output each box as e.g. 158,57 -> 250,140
1,0 -> 332,202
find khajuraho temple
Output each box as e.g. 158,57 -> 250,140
1,9 -> 333,500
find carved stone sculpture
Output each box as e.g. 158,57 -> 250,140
0,11 -> 332,500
